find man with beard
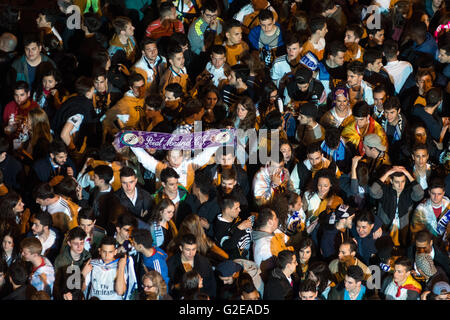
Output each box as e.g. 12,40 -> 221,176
3,81 -> 38,137
284,67 -> 327,106
346,61 -> 374,107
328,240 -> 372,284
344,25 -> 364,63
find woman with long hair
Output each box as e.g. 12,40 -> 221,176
32,68 -> 69,121
166,214 -> 228,261
296,237 -> 316,281
138,270 -> 172,300
230,96 -> 258,166
400,122 -> 442,164
20,108 -> 53,162
200,86 -> 227,130
302,169 -> 343,234
180,270 -> 203,300
0,191 -> 28,236
307,260 -> 336,300
1,227 -> 20,266
148,199 -> 178,252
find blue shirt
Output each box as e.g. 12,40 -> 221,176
142,247 -> 170,288
414,33 -> 438,60
344,285 -> 366,300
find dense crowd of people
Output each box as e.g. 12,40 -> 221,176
0,0 -> 449,301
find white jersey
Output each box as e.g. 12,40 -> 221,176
270,55 -> 292,87
85,258 -> 137,300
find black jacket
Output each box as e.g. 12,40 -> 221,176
202,164 -> 250,196
263,268 -> 295,300
167,252 -> 217,299
213,215 -> 252,260
0,154 -> 24,191
1,284 -> 37,300
31,156 -> 77,184
114,186 -> 153,220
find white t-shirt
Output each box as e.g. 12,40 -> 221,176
67,114 -> 84,135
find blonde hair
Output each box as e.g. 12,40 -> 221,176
142,270 -> 167,299
28,108 -> 53,148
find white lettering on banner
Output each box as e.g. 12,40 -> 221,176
66,5 -> 81,30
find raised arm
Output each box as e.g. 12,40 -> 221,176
130,147 -> 160,173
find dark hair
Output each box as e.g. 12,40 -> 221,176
254,207 -> 275,230
363,49 -> 382,68
367,26 -> 384,36
412,143 -> 429,155
120,167 -> 136,179
409,22 -> 427,40
23,33 -> 42,48
324,127 -> 341,149
77,207 -> 96,222
238,272 -> 258,294
309,17 -> 327,34
74,76 -> 94,96
193,170 -> 212,196
232,95 -> 256,130
219,194 -> 239,212
141,37 -> 157,50
373,84 -> 387,95
0,191 -> 22,222
167,44 -> 183,61
347,61 -> 365,76
160,167 -> 180,183
132,229 -> 153,249
308,261 -> 334,294
49,139 -> 67,155
425,87 -> 443,107
201,0 -> 219,13
224,19 -> 242,34
116,214 -> 137,229
159,1 -> 175,17
341,239 -> 357,254
0,137 -> 9,154
9,262 -> 28,285
357,162 -> 371,185
14,81 -> 30,93
182,99 -> 203,118
346,24 -> 363,39
33,211 -> 52,228
276,250 -> 295,269
100,236 -> 117,248
165,83 -> 184,98
383,39 -> 398,60
180,233 -> 197,247
231,64 -> 250,82
83,12 -> 102,33
415,230 -> 432,243
38,8 -> 58,27
354,209 -> 375,225
326,40 -> 346,58
33,183 -> 55,200
54,176 -> 78,201
150,199 -> 175,223
112,16 -> 132,34
299,279 -> 318,293
306,142 -> 323,156
181,270 -> 201,299
145,95 -> 163,112
298,237 -> 315,258
383,96 -> 401,111
346,265 -> 364,283
259,9 -> 274,22
93,165 -> 113,184
428,177 -> 445,191
221,167 -> 237,181
92,67 -> 107,81
306,168 -> 339,200
68,227 -> 87,242
128,72 -> 145,88
211,44 -> 226,56
394,256 -> 413,271
352,101 -> 370,117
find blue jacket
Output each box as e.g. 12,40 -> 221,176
413,33 -> 438,60
141,247 -> 170,288
350,215 -> 382,265
248,23 -> 284,51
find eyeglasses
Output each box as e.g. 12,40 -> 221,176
204,13 -> 217,19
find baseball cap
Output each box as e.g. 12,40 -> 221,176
295,67 -> 313,84
335,204 -> 357,220
363,134 -> 387,152
299,102 -> 317,118
216,260 -> 242,277
433,281 -> 450,295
